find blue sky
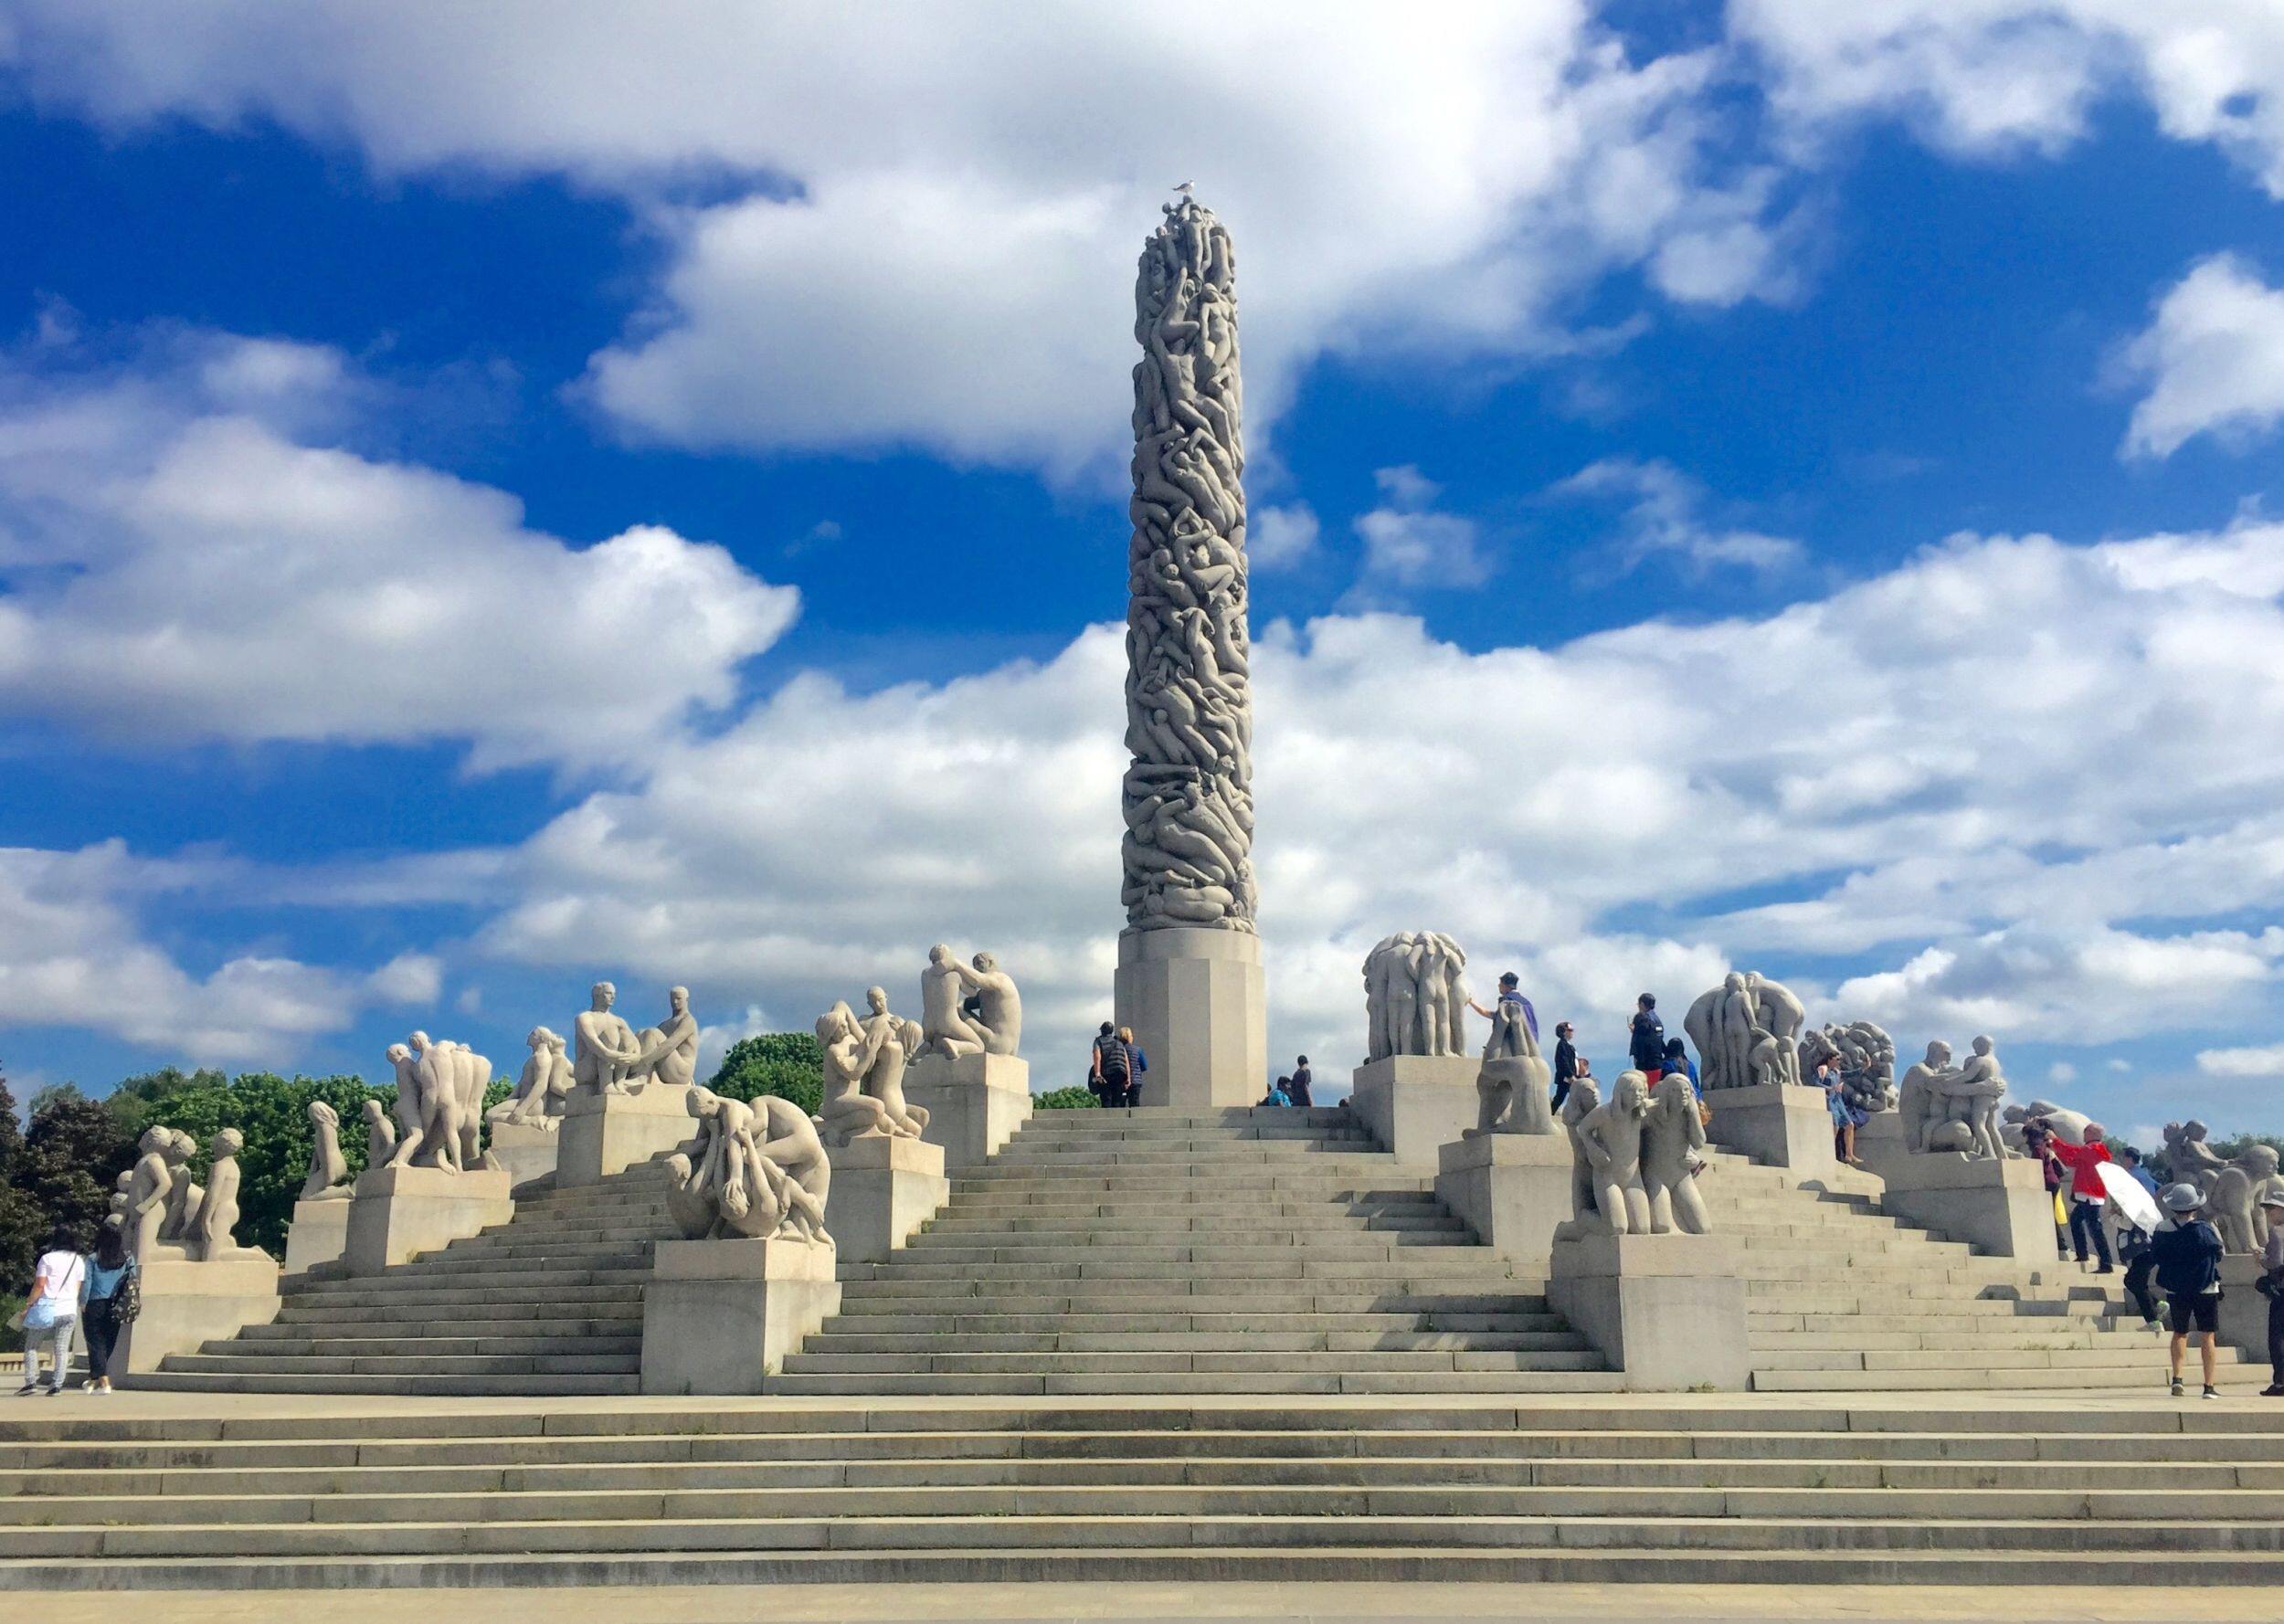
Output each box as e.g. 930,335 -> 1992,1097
5,2 -> 2284,1143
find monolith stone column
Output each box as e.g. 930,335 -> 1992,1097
1113,196 -> 1265,1109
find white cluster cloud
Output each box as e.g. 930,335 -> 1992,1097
1733,1 -> 2284,196
1551,458 -> 1801,575
0,841 -> 430,1062
1348,466 -> 1492,595
2197,1042 -> 2284,1078
0,332 -> 799,769
418,517 -> 2284,1084
0,2 -> 1798,476
2120,254 -> 2284,459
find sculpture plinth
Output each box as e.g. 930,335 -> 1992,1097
1702,1081 -> 1836,1175
905,1051 -> 1033,1168
821,1134 -> 949,1264
1348,1053 -> 1478,1166
114,1256 -> 281,1381
486,1118 -> 561,1189
1549,1230 -> 1749,1391
344,1164 -> 514,1274
558,1083 -> 697,1187
1873,1151 -> 2054,1260
1116,927 -> 1264,1109
1434,1132 -> 1571,1266
640,1237 -> 841,1395
280,1197 -> 352,1277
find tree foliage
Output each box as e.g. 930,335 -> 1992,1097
708,1032 -> 824,1116
1034,1086 -> 1098,1110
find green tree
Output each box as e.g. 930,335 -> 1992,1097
708,1032 -> 824,1116
0,1062 -> 45,1306
1034,1086 -> 1098,1111
12,1091 -> 137,1260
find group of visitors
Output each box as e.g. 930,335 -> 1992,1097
1086,1022 -> 1147,1108
1260,1057 -> 1313,1108
13,1215 -> 139,1396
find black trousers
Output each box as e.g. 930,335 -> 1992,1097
2268,1292 -> 2283,1386
2068,1200 -> 2112,1268
82,1299 -> 121,1381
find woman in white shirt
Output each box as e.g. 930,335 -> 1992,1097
18,1228 -> 85,1396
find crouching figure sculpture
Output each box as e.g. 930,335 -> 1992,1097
664,1087 -> 834,1247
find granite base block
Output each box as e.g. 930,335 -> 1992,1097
905,1052 -> 1033,1169
1875,1150 -> 2052,1260
822,1134 -> 950,1265
640,1236 -> 841,1396
280,1196 -> 352,1278
1704,1082 -> 1837,1176
1348,1054 -> 1480,1168
558,1083 -> 698,1187
344,1164 -> 514,1274
1549,1230 -> 1750,1392
1433,1130 -> 1572,1266
1114,927 -> 1265,1110
114,1257 -> 281,1381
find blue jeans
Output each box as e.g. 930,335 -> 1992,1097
2068,1200 -> 2112,1269
21,1315 -> 74,1388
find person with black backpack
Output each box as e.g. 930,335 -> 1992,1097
1094,1027 -> 1145,1108
80,1214 -> 139,1395
1628,994 -> 1666,1081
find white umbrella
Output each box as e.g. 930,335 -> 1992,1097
2098,1161 -> 2164,1233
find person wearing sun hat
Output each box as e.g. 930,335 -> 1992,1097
2258,1180 -> 2284,1397
2127,1183 -> 2226,1398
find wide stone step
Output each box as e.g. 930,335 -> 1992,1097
120,1371 -> 642,1397
259,1312 -> 641,1336
158,1351 -> 639,1376
1750,1363 -> 2233,1392
833,1289 -> 1551,1313
819,1311 -> 1570,1334
764,1370 -> 1630,1396
776,1349 -> 1610,1376
201,1334 -> 643,1358
797,1331 -> 1592,1355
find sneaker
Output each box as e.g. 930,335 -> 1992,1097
2204,1386 -> 2221,1400
2094,1265 -> 2116,1275
2260,1385 -> 2284,1397
41,1384 -> 61,1397
2171,1377 -> 2185,1397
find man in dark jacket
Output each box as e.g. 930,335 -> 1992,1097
1287,1057 -> 1312,1108
1629,995 -> 1665,1080
2126,1183 -> 2226,1398
1550,1023 -> 1578,1112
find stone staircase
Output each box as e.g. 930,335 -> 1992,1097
1,1399 -> 2279,1589
132,1169 -> 673,1396
772,1106 -> 1619,1396
1690,1144 -> 2262,1393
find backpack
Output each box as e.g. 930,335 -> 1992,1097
1099,1040 -> 1130,1082
113,1258 -> 142,1324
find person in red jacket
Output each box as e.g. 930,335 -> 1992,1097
2043,1123 -> 2116,1275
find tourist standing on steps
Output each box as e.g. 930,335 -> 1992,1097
2023,1118 -> 2068,1260
2127,1184 -> 2225,1398
1817,1058 -> 1866,1165
16,1228 -> 84,1397
1550,1023 -> 1578,1112
2258,1185 -> 2284,1397
2112,1146 -> 2162,1261
2044,1123 -> 2116,1274
1662,1037 -> 1699,1093
1629,994 -> 1665,1081
1104,1026 -> 1147,1108
79,1216 -> 135,1395
1286,1057 -> 1312,1108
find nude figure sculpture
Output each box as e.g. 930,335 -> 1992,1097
1642,1072 -> 1711,1235
667,1087 -> 834,1246
125,1127 -> 174,1261
300,1100 -> 351,1200
1577,1070 -> 1655,1236
194,1130 -> 271,1262
492,1027 -> 574,1126
573,980 -> 641,1097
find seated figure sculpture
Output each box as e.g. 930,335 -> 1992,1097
573,980 -> 642,1097
362,1098 -> 397,1166
492,1027 -> 574,1127
2208,1144 -> 2281,1254
621,986 -> 700,1094
917,944 -> 989,1059
1468,979 -> 1554,1137
300,1100 -> 351,1201
1641,1072 -> 1711,1235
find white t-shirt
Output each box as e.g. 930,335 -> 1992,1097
32,1250 -> 84,1312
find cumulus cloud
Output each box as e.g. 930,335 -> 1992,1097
1552,457 -> 1802,574
1349,466 -> 1492,593
0,332 -> 799,768
0,3 -> 1804,474
1733,2 -> 2284,196
0,841 -> 415,1061
408,516 -> 2284,1080
1249,503 -> 1322,573
2120,254 -> 2284,459
2197,1042 -> 2284,1078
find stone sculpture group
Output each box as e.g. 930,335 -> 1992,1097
915,946 -> 1022,1059
1897,1037 -> 2013,1160
489,1026 -> 574,1128
1554,1070 -> 1709,1238
382,1031 -> 500,1175
816,989 -> 931,1148
572,982 -> 698,1098
1683,972 -> 1807,1091
1362,932 -> 1472,1060
1800,1020 -> 1897,1113
120,1125 -> 269,1262
2163,1120 -> 2280,1254
1473,978 -> 1553,1138
664,1088 -> 833,1245
1122,197 -> 1255,934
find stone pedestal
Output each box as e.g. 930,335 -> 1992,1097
1115,926 -> 1264,1110
114,1257 -> 281,1381
1549,1230 -> 1750,1391
344,1164 -> 514,1274
558,1084 -> 697,1188
1349,1054 -> 1479,1167
1434,1132 -> 1571,1268
1874,1151 -> 2051,1259
823,1134 -> 949,1264
906,1052 -> 1033,1169
640,1237 -> 841,1395
280,1197 -> 352,1278
1703,1082 -> 1835,1176
2218,1255 -> 2278,1371
1853,1108 -> 1907,1174
485,1118 -> 562,1190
